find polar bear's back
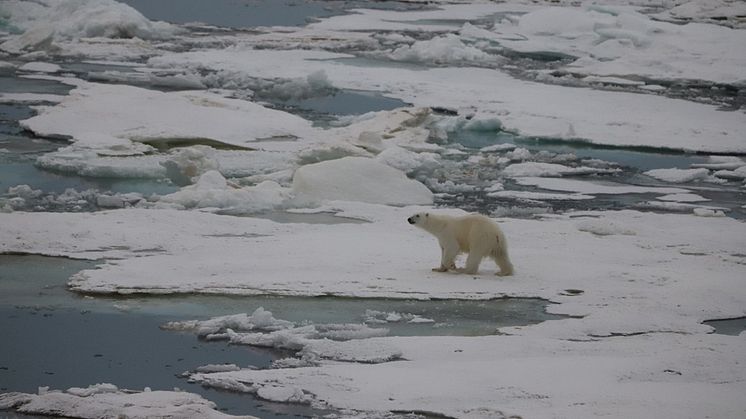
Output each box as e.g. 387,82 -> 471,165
433,213 -> 503,252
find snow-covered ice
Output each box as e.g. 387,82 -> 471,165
1,0 -> 746,418
0,383 -> 255,419
292,157 -> 433,206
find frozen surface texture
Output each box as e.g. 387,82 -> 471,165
1,0 -> 746,418
0,384 -> 255,419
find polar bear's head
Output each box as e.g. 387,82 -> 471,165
407,212 -> 429,226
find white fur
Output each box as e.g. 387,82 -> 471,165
408,212 -> 514,276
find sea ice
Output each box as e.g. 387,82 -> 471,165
491,5 -> 746,84
291,156 -> 433,206
502,162 -> 619,177
18,61 -> 60,73
644,167 -> 711,183
0,383 -> 254,419
157,171 -> 292,212
514,177 -> 688,195
388,33 -> 491,65
658,193 -> 710,203
1,0 -> 179,53
21,79 -> 317,151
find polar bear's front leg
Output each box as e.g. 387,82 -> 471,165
434,240 -> 459,272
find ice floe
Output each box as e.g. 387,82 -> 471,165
21,79 -> 317,151
149,47 -> 746,153
165,307 -> 400,366
514,177 -> 688,195
1,1 -> 746,418
0,383 -> 253,419
1,0 -> 179,54
502,162 -> 619,177
480,4 -> 746,84
644,167 -> 713,183
2,204 -> 744,340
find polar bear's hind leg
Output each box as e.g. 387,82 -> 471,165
492,238 -> 514,276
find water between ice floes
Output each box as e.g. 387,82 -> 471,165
0,254 -> 565,417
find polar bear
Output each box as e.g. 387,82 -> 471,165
408,212 -> 513,276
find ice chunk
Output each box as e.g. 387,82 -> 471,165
292,157 -> 433,206
300,339 -> 403,364
158,171 -> 292,212
644,168 -> 711,183
503,162 -> 618,177
2,0 -> 178,54
375,146 -> 439,174
692,156 -> 745,170
7,185 -> 43,199
18,62 -> 60,73
21,80 -> 315,152
389,34 -> 490,65
65,383 -> 119,397
0,384 -> 249,419
693,208 -> 726,217
713,166 -> 746,180
488,190 -> 594,201
161,146 -> 220,186
162,308 -> 294,338
514,177 -> 687,195
480,143 -> 517,153
195,364 -> 242,374
658,193 -> 709,203
256,385 -> 309,404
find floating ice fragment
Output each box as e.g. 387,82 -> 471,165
292,156 -> 433,206
480,143 -> 517,153
195,364 -> 241,374
388,33 -> 490,65
644,168 -> 710,183
693,208 -> 726,217
158,171 -> 292,212
503,162 -> 618,177
375,146 -> 440,174
256,385 -> 309,404
161,308 -> 294,337
658,193 -> 709,203
18,62 -> 61,73
0,384 -> 246,419
713,166 -> 746,181
65,383 -> 119,397
161,146 -> 220,186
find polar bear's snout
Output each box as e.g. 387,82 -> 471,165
407,213 -> 425,224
